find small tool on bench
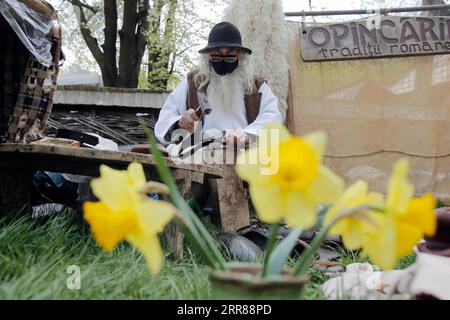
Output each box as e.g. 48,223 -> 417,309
55,128 -> 99,147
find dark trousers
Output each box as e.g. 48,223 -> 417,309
190,180 -> 212,211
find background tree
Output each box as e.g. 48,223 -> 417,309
65,0 -> 149,87
61,0 -> 219,89
144,0 -> 218,90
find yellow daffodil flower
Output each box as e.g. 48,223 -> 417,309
323,180 -> 384,250
236,123 -> 345,229
363,159 -> 437,270
84,162 -> 175,274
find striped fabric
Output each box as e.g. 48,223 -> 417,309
0,2 -> 62,143
0,18 -> 30,142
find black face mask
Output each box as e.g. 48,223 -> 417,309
210,60 -> 239,76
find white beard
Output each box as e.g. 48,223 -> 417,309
207,70 -> 245,113
196,53 -> 256,115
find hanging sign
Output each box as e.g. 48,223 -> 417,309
300,16 -> 450,61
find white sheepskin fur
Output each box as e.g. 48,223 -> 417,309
223,0 -> 289,120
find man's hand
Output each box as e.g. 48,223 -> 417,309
178,109 -> 200,131
224,129 -> 249,147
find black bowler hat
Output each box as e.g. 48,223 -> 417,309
199,21 -> 252,54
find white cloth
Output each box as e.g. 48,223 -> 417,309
322,254 -> 450,300
154,76 -> 283,145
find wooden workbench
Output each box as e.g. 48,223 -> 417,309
0,143 -> 251,233
0,143 -> 223,215
0,143 -> 255,259
0,143 -> 226,258
0,143 -> 223,178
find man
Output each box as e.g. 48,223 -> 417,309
155,21 -> 283,213
154,21 -> 283,152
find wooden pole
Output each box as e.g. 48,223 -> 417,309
285,4 -> 450,17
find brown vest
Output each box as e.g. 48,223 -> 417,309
186,69 -> 266,124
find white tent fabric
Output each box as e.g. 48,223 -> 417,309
224,0 -> 289,120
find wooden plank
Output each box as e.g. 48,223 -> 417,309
0,144 -> 254,234
204,148 -> 250,231
0,143 -> 224,179
214,164 -> 250,231
286,70 -> 296,133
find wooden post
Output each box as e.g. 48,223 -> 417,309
206,148 -> 251,232
213,165 -> 250,231
165,170 -> 192,259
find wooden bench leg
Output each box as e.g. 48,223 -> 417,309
164,221 -> 184,259
0,169 -> 33,216
212,165 -> 250,232
164,170 -> 193,259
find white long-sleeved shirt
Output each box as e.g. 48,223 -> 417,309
154,76 -> 283,145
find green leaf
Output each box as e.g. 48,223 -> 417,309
292,224 -> 331,276
141,123 -> 226,270
261,222 -> 280,277
315,204 -> 331,229
265,228 -> 303,276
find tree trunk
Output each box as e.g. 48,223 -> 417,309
103,0 -> 118,87
70,0 -> 150,88
116,0 -> 149,88
117,0 -> 138,87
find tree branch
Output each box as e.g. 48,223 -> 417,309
176,43 -> 200,56
169,52 -> 176,74
67,0 -> 98,15
69,0 -> 104,68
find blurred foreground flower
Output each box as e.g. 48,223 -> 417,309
324,180 -> 384,251
325,159 -> 436,270
84,162 -> 175,274
364,159 -> 436,270
236,123 -> 344,229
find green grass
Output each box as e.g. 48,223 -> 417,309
0,210 -> 209,299
0,210 -> 416,299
